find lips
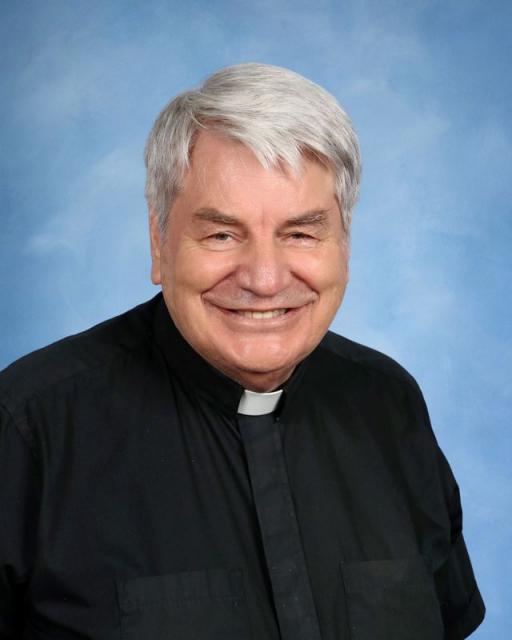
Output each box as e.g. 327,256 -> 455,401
203,299 -> 310,323
202,285 -> 318,319
235,309 -> 288,319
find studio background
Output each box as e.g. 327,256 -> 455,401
1,1 -> 510,637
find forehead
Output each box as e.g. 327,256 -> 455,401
176,130 -> 337,216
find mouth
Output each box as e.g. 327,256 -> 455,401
233,308 -> 288,319
204,300 -> 309,323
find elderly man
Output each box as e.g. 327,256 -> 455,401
0,63 -> 484,639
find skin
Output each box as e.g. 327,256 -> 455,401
149,130 -> 350,392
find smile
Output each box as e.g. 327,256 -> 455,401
204,300 -> 313,327
235,309 -> 288,319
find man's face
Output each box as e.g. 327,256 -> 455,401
150,130 -> 349,391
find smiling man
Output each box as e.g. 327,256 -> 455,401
150,129 -> 348,393
0,64 -> 484,639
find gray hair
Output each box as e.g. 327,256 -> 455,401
145,63 -> 361,233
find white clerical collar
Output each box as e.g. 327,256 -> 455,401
237,389 -> 284,416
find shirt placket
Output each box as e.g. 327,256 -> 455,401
238,413 -> 322,640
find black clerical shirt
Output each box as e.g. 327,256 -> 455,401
0,294 -> 485,639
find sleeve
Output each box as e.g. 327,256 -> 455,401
0,404 -> 40,638
433,446 -> 486,639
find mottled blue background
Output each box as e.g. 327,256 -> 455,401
1,1 -> 510,636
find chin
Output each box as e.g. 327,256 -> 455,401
223,346 -> 304,377
235,359 -> 294,376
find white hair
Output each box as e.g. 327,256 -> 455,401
145,63 -> 361,233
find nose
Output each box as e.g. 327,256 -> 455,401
235,238 -> 291,298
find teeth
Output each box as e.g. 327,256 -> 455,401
238,309 -> 287,319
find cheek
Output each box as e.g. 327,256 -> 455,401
169,248 -> 237,295
297,249 -> 347,294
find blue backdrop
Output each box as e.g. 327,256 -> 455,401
1,2 -> 510,636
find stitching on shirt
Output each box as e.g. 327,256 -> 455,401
123,594 -> 245,612
0,298 -> 158,418
0,401 -> 40,468
318,336 -> 420,395
315,337 -> 436,441
2,343 -> 151,418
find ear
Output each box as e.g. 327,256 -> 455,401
148,210 -> 162,285
341,234 -> 350,283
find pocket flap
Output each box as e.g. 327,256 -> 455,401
340,556 -> 443,640
117,568 -> 245,613
341,555 -> 430,592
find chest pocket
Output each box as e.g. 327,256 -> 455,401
340,556 -> 444,640
116,568 -> 250,640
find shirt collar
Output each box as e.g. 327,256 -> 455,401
237,389 -> 284,416
152,293 -> 312,418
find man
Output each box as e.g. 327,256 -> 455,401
0,63 -> 485,639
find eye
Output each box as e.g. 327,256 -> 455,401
201,231 -> 238,250
209,232 -> 232,242
287,231 -> 318,245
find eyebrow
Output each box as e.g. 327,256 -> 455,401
283,209 -> 330,227
193,207 -> 331,227
193,208 -> 240,225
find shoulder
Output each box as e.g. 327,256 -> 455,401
0,295 -> 160,417
307,330 -> 437,448
311,330 -> 425,412
318,330 -> 419,390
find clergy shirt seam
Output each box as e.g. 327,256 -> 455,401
0,345 -> 150,424
0,402 -> 41,473
317,342 -> 422,398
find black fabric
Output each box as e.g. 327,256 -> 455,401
0,293 -> 485,639
238,414 -> 322,640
